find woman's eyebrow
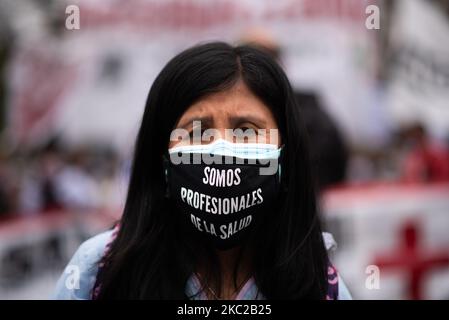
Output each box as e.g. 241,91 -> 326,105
177,116 -> 213,129
229,115 -> 267,127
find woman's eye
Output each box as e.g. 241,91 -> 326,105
187,128 -> 216,144
188,128 -> 206,137
202,130 -> 216,140
231,126 -> 257,143
237,125 -> 258,133
239,126 -> 258,137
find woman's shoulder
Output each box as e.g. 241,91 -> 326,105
322,232 -> 337,251
75,229 -> 115,259
322,232 -> 353,300
52,228 -> 116,300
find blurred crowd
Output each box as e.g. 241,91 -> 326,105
0,138 -> 127,218
0,0 -> 447,221
0,105 -> 448,221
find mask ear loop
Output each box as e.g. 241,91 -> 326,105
278,146 -> 288,193
162,155 -> 171,198
278,163 -> 282,185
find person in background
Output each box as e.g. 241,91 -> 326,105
295,92 -> 348,191
401,123 -> 449,183
239,28 -> 348,192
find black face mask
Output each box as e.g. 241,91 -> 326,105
165,155 -> 281,250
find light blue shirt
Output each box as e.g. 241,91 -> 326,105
53,230 -> 352,300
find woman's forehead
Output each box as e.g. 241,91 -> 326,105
176,83 -> 275,127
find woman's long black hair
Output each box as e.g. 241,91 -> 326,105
95,42 -> 330,299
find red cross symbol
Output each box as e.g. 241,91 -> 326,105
373,220 -> 449,300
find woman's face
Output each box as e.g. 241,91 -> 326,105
169,81 -> 281,148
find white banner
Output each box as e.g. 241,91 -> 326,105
8,0 -> 379,151
387,0 -> 449,140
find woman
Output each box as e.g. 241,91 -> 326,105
54,42 -> 351,300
